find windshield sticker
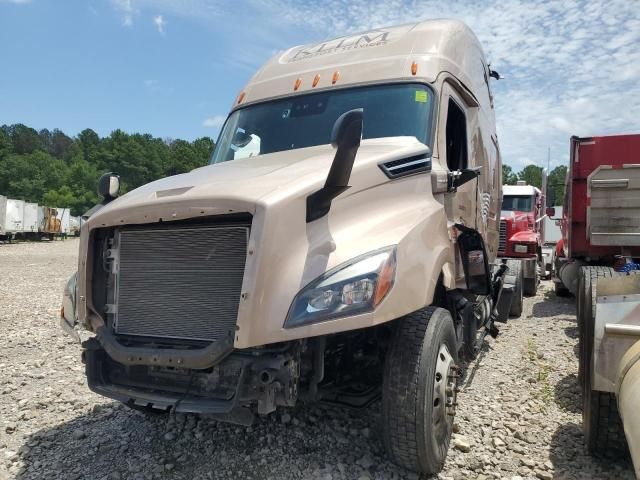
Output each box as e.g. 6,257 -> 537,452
415,91 -> 428,103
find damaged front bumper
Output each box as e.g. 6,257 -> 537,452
81,336 -> 300,426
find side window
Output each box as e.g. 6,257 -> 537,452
445,98 -> 468,171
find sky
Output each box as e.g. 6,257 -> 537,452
1,0 -> 639,170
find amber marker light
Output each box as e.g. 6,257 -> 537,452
294,78 -> 302,91
312,74 -> 320,87
236,91 -> 246,104
373,252 -> 396,306
411,61 -> 418,75
332,71 -> 340,84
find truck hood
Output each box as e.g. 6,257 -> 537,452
86,137 -> 430,229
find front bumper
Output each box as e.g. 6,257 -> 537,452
82,337 -> 300,425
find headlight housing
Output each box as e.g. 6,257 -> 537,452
284,247 -> 396,328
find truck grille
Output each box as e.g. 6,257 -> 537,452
113,222 -> 249,342
498,220 -> 507,254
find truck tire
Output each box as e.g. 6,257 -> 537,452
382,307 -> 459,475
506,259 -> 523,317
578,266 -> 627,457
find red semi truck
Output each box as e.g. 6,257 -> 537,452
498,181 -> 548,315
554,133 -> 640,473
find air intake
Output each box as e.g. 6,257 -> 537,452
379,154 -> 431,179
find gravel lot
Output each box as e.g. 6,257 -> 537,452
0,239 -> 636,480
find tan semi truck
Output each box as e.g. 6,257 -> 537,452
60,20 -> 514,475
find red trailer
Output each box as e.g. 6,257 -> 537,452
555,134 -> 640,295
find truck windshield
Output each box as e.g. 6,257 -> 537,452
210,83 -> 433,164
502,195 -> 533,212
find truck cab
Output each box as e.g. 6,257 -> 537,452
498,182 -> 545,305
60,20 -> 510,476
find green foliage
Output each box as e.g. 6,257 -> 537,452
547,165 -> 567,206
0,124 -> 215,216
518,165 -> 543,188
502,164 -> 518,185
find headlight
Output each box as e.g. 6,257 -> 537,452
284,247 -> 396,328
514,244 -> 529,253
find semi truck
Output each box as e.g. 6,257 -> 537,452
498,181 -> 548,315
555,134 -> 640,475
59,20 -> 516,475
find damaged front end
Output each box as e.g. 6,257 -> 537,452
74,216 -> 303,425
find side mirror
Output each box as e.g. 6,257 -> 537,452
448,166 -> 482,192
330,109 -> 363,149
98,172 -> 120,203
546,207 -> 556,217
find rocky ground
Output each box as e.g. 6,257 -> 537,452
0,239 -> 636,480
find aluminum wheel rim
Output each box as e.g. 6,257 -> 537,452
432,343 -> 457,438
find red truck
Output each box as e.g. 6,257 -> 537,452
554,133 -> 640,472
499,181 -> 548,315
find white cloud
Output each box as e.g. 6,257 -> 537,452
108,0 -> 640,171
153,14 -> 166,34
202,115 -> 226,128
111,0 -> 135,27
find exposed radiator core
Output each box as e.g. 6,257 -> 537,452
113,223 -> 248,342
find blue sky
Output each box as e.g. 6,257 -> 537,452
1,0 -> 639,169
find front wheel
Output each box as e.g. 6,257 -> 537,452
382,307 -> 459,475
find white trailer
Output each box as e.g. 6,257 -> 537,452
23,202 -> 39,233
541,206 -> 562,278
2,199 -> 25,238
57,207 -> 71,236
0,195 -> 6,238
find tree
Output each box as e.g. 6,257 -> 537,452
502,164 -> 518,185
0,123 -> 215,216
547,165 -> 567,206
518,165 -> 543,188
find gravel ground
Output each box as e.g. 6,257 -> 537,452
0,239 -> 636,480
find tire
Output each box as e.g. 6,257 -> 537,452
506,259 -> 523,317
382,307 -> 459,475
578,266 -> 627,456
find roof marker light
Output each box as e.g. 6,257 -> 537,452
294,78 -> 302,91
332,71 -> 340,84
312,74 -> 320,87
236,91 -> 246,104
411,61 -> 418,75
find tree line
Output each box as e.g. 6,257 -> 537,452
0,124 -> 215,216
502,163 -> 567,205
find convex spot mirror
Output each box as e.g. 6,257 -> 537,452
98,172 -> 120,202
546,207 -> 556,217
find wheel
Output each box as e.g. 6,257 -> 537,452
578,266 -> 626,456
523,261 -> 539,296
505,259 -> 523,317
382,307 -> 459,475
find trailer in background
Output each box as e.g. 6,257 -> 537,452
1,199 -> 25,241
541,206 -> 563,281
69,216 -> 81,236
56,207 -> 71,238
0,195 -> 6,239
20,202 -> 39,239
